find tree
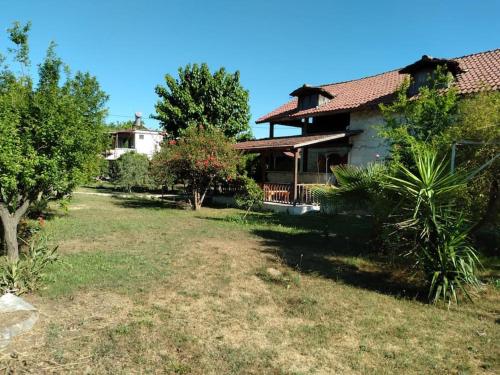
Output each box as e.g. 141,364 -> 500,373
155,126 -> 241,210
380,68 -> 499,239
150,149 -> 175,193
0,22 -> 108,260
153,63 -> 251,139
115,152 -> 151,192
379,66 -> 459,164
443,91 -> 500,232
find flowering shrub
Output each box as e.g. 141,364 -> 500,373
155,125 -> 242,209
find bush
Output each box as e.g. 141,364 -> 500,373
234,176 -> 264,218
386,147 -> 481,304
0,235 -> 59,295
154,126 -> 241,210
114,152 -> 151,192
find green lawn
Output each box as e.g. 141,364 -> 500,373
4,189 -> 499,374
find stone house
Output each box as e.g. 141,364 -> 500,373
235,49 -> 500,205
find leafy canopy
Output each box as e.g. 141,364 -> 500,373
0,22 -> 108,212
155,125 -> 241,209
153,63 -> 251,139
379,66 -> 459,163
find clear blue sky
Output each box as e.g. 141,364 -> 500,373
1,0 -> 499,138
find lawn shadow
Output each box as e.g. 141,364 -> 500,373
205,211 -> 425,300
112,196 -> 189,210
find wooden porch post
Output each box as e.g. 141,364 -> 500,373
293,148 -> 301,205
269,123 -> 275,138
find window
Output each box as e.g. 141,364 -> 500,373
139,134 -> 144,140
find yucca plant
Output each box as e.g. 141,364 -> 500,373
386,147 -> 481,304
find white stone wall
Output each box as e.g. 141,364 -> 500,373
348,109 -> 389,166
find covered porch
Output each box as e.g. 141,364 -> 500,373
235,131 -> 361,205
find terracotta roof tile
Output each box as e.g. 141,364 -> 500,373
256,49 -> 500,123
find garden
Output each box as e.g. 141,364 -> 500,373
0,22 -> 499,374
1,191 -> 499,373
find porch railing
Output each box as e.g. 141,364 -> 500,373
262,183 -> 319,205
263,183 -> 292,204
211,181 -> 321,205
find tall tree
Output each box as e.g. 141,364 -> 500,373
0,22 -> 108,260
153,63 -> 251,139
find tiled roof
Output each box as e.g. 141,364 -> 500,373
256,49 -> 500,123
234,131 -> 361,152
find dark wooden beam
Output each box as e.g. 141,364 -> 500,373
293,148 -> 301,205
269,123 -> 274,138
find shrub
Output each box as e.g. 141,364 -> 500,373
386,147 -> 481,304
313,163 -> 394,245
149,149 -> 176,193
114,152 -> 151,192
0,235 -> 59,295
154,126 -> 241,210
234,176 -> 264,219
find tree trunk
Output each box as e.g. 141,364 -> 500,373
0,215 -> 19,261
0,220 -> 5,254
0,200 -> 30,261
191,190 -> 202,210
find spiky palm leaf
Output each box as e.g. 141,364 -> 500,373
386,147 -> 481,304
312,163 -> 387,214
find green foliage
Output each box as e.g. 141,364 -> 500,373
105,120 -> 148,131
0,234 -> 58,295
153,63 -> 251,139
386,147 -> 481,304
114,152 -> 151,192
443,90 -> 500,224
149,149 -> 175,192
380,67 -> 499,249
7,21 -> 31,67
154,125 -> 241,209
379,66 -> 459,164
0,22 -> 108,211
0,22 -> 108,259
313,163 -> 392,224
234,176 -> 264,218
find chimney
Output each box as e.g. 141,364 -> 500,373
134,112 -> 142,128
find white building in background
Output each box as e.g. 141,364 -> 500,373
105,112 -> 165,160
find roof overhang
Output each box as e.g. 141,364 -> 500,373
234,130 -> 362,152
